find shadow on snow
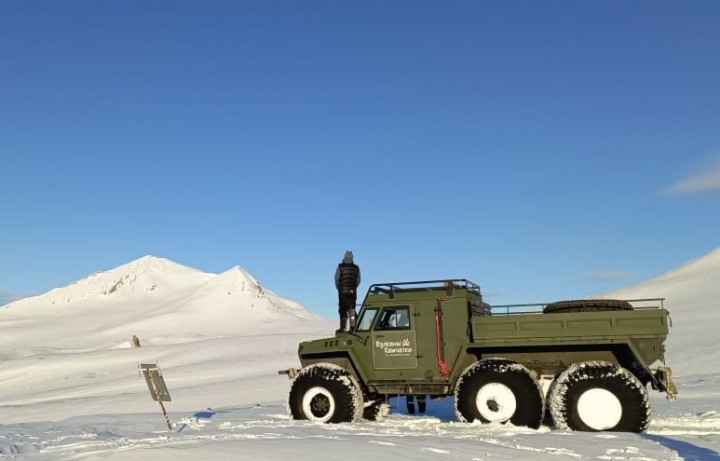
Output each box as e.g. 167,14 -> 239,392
643,434 -> 720,461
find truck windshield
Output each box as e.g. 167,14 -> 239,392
355,308 -> 378,331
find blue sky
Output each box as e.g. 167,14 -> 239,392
2,1 -> 719,319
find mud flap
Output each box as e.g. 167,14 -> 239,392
654,366 -> 678,400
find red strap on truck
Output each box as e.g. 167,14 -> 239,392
435,299 -> 451,380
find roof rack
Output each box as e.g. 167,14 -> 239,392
368,279 -> 481,296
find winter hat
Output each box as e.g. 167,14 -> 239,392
344,250 -> 354,260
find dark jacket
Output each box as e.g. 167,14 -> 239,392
335,257 -> 361,293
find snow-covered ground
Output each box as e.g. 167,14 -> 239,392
1,252 -> 719,460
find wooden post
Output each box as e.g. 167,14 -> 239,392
147,371 -> 173,431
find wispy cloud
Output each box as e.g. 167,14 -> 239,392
586,271 -> 637,282
0,291 -> 28,307
665,168 -> 720,195
664,153 -> 720,195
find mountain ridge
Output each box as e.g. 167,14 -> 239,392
0,255 -> 326,349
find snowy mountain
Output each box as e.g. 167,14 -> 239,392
0,255 -> 333,430
602,246 -> 720,377
0,255 -> 325,349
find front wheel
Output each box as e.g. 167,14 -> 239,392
288,363 -> 363,423
548,361 -> 650,432
454,359 -> 545,429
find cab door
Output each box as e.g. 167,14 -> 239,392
370,305 -> 418,371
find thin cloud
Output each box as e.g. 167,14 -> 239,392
586,271 -> 638,282
0,292 -> 27,307
665,168 -> 720,195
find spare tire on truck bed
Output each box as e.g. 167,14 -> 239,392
543,299 -> 633,314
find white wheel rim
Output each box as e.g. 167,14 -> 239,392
302,386 -> 335,423
577,388 -> 622,430
475,382 -> 517,423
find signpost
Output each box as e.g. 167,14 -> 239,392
138,363 -> 173,431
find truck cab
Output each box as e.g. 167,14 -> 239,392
345,280 -> 481,392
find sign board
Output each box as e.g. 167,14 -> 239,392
139,363 -> 171,401
138,363 -> 173,431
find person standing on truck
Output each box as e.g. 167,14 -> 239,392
334,250 -> 361,333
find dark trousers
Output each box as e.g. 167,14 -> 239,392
406,395 -> 427,414
338,291 -> 356,319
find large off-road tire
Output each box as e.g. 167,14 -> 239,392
454,359 -> 545,429
548,360 -> 650,432
543,299 -> 633,314
288,363 -> 364,424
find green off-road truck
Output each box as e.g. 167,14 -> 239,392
280,279 -> 677,432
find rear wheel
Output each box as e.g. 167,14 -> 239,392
454,359 -> 544,429
548,361 -> 650,432
543,299 -> 633,314
288,363 -> 363,423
